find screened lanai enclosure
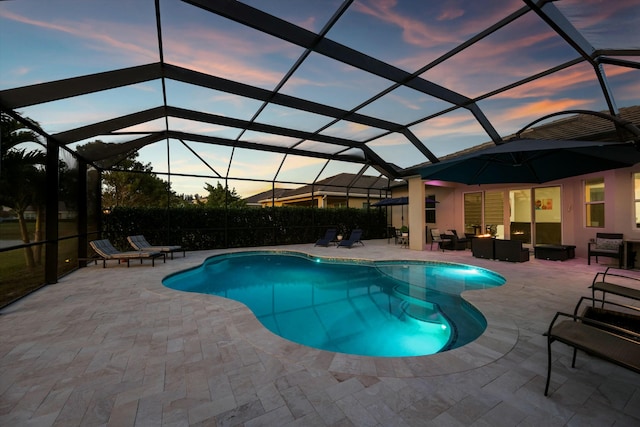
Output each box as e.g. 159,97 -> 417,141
1,0 -> 639,306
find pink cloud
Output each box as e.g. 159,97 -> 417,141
162,25 -> 297,89
0,9 -> 158,63
494,64 -> 634,101
354,0 -> 461,47
557,0 -> 638,29
437,5 -> 465,22
0,7 -> 294,89
296,16 -> 317,32
499,98 -> 590,124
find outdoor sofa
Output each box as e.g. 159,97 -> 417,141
494,239 -> 530,262
471,236 -> 494,259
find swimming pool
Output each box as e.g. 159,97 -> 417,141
163,251 -> 505,357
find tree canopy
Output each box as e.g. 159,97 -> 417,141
202,182 -> 246,208
76,140 -> 190,209
0,113 -> 46,266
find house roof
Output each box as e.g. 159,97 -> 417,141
406,105 -> 640,170
243,188 -> 290,205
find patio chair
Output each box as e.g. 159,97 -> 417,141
387,226 -> 399,244
588,233 -> 624,268
337,229 -> 364,248
90,239 -> 165,268
439,232 -> 467,251
429,228 -> 444,250
314,228 -> 337,247
127,235 -> 185,259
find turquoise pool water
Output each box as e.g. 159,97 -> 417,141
163,251 -> 505,357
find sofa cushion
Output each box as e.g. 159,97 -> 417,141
595,238 -> 622,250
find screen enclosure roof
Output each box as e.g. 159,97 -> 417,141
1,0 -> 639,196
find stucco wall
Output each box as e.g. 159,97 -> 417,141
405,164 -> 640,263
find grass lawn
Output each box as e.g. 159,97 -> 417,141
1,221 -> 80,307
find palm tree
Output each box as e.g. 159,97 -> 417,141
0,113 -> 45,268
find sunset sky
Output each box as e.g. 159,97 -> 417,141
1,0 -> 639,197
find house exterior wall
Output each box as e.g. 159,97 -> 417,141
259,195 -> 379,209
407,176 -> 425,250
400,164 -> 640,260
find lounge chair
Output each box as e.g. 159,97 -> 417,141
127,235 -> 185,259
314,228 -> 337,247
90,239 -> 165,268
337,229 -> 364,248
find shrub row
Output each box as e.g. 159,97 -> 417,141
103,206 -> 387,251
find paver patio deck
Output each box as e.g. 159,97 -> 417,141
1,239 -> 639,426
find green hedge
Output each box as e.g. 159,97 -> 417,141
103,206 -> 387,251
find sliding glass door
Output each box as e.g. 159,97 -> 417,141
463,191 -> 504,237
508,186 -> 562,245
509,190 -> 531,244
533,187 -> 562,245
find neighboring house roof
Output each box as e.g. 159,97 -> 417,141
283,173 -> 389,197
245,173 -> 395,204
243,188 -> 290,205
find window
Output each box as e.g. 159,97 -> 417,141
425,194 -> 436,223
484,191 -> 504,236
464,191 -> 504,236
464,192 -> 482,235
585,178 -> 605,227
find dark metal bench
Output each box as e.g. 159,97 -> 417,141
545,313 -> 640,396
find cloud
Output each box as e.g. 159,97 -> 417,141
0,7 -> 293,88
353,0 -> 461,47
558,0 -> 639,29
497,98 -> 590,124
366,132 -> 407,147
493,64 -> 634,103
409,112 -> 484,143
0,9 -> 158,64
13,66 -> 31,76
162,26 -> 293,88
437,5 -> 465,22
296,16 -> 317,32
